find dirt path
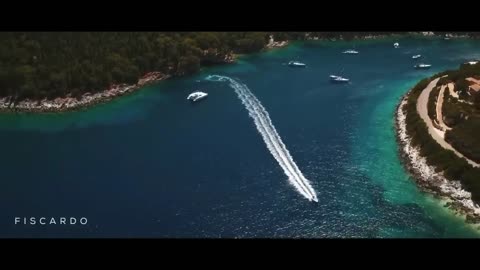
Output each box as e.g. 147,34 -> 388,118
436,85 -> 452,131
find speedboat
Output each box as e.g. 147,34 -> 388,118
342,49 -> 359,54
412,54 -> 422,59
394,42 -> 399,48
187,91 -> 208,102
330,75 -> 350,83
414,63 -> 431,69
288,61 -> 306,67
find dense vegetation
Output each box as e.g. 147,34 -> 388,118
444,88 -> 480,163
442,90 -> 475,127
427,86 -> 440,121
436,62 -> 480,163
404,71 -> 480,203
437,62 -> 480,101
0,32 -> 270,102
446,117 -> 480,163
0,31 -> 456,103
1,31 -> 480,104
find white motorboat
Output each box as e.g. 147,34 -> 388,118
394,42 -> 399,48
412,54 -> 422,59
187,91 -> 208,102
288,61 -> 307,67
342,49 -> 359,54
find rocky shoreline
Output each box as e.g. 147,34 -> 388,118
0,72 -> 172,113
395,93 -> 480,225
266,35 -> 289,49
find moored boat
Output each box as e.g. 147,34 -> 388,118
329,75 -> 350,83
414,63 -> 432,69
288,61 -> 307,67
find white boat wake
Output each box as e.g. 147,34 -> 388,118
205,75 -> 318,202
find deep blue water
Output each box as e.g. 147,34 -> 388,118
1,37 -> 480,238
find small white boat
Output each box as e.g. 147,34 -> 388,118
412,54 -> 422,59
394,42 -> 399,48
187,91 -> 208,102
288,61 -> 306,67
330,75 -> 350,83
414,63 -> 432,69
342,49 -> 359,54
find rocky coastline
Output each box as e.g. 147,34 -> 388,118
395,93 -> 480,225
266,35 -> 289,49
0,72 -> 173,113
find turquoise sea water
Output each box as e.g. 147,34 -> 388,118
1,37 -> 480,237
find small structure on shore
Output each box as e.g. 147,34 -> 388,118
466,77 -> 480,95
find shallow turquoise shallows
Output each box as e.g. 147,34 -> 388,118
1,37 -> 480,238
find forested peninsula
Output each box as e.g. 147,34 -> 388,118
396,62 -> 480,224
1,31 -> 478,112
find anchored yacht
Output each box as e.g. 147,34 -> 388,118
288,61 -> 307,67
330,75 -> 350,83
414,63 -> 432,69
342,49 -> 359,54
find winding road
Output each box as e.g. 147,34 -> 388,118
416,78 -> 480,168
